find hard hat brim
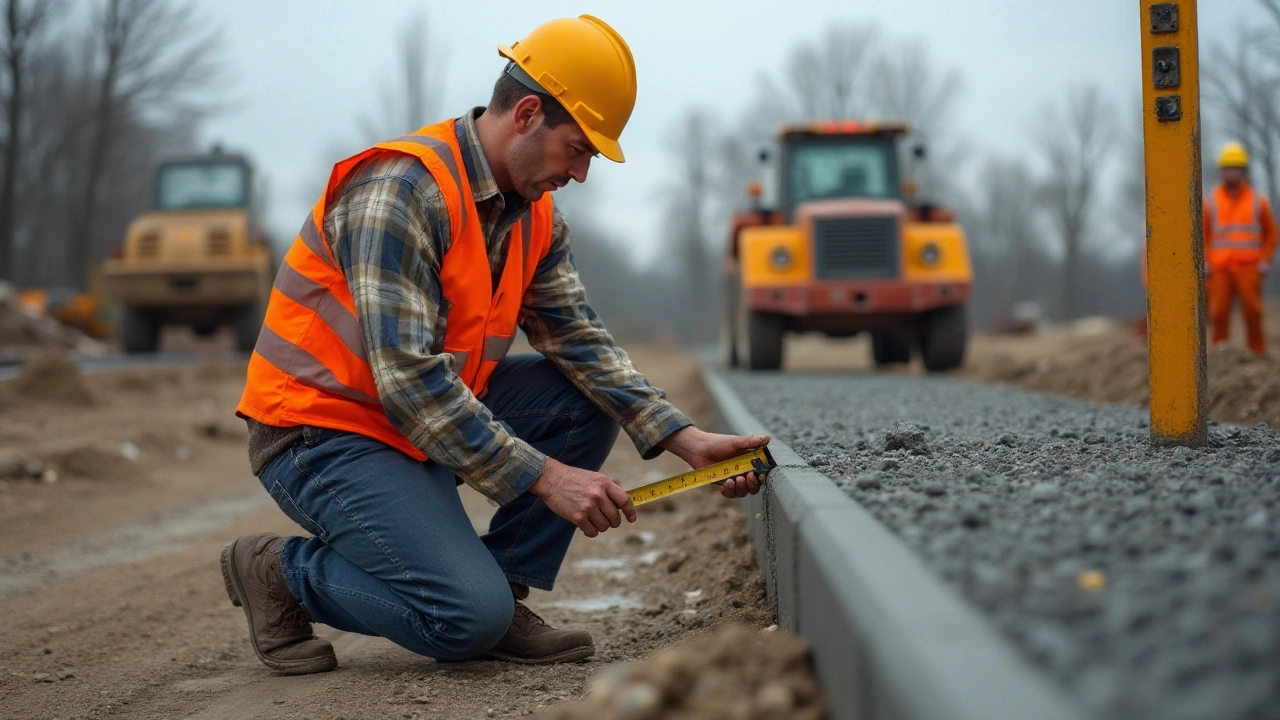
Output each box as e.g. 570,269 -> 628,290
498,44 -> 627,163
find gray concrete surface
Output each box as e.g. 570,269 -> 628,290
705,369 -> 1083,720
722,369 -> 1280,720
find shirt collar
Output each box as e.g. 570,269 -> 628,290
458,107 -> 503,206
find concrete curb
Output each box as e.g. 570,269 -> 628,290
704,366 -> 1086,720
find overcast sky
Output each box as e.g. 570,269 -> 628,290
201,0 -> 1264,265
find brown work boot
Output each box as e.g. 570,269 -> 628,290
483,600 -> 595,664
220,533 -> 337,675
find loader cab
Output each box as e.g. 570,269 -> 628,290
778,128 -> 903,220
153,155 -> 253,213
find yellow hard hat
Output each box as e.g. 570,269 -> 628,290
1219,141 -> 1249,168
498,15 -> 636,163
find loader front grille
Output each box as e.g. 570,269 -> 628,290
812,216 -> 899,279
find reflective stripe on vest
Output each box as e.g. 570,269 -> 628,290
1208,191 -> 1263,250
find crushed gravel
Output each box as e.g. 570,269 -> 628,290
726,371 -> 1280,720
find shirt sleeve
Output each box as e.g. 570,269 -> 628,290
327,156 -> 546,505
518,204 -> 694,459
1260,196 -> 1278,261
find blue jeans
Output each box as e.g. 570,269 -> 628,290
257,354 -> 620,660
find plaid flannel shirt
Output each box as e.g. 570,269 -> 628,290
246,108 -> 692,504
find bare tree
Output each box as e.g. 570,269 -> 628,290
71,0 -> 225,290
357,13 -> 444,143
660,109 -> 719,342
868,40 -> 966,202
784,24 -> 879,120
1204,34 -> 1280,199
0,0 -> 57,283
971,156 -> 1042,327
1036,84 -> 1117,322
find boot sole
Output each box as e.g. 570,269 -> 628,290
480,645 -> 595,665
220,540 -> 338,675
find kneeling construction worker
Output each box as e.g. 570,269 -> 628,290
1205,141 -> 1277,355
220,15 -> 767,674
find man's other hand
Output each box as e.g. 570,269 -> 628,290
659,427 -> 771,499
529,458 -> 635,537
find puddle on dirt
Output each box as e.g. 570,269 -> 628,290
543,594 -> 644,612
573,558 -> 630,571
0,486 -> 272,602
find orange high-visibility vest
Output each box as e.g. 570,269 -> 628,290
1205,184 -> 1268,270
236,119 -> 555,460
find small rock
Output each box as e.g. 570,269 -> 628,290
665,553 -> 688,573
1083,433 -> 1106,445
854,473 -> 882,490
57,671 -> 74,681
32,672 -> 53,683
24,459 -> 45,479
922,482 -> 946,497
41,468 -> 58,485
880,459 -> 900,471
756,681 -> 796,712
612,682 -> 661,720
119,442 -> 141,462
1244,510 -> 1268,529
964,469 -> 986,485
807,453 -> 829,467
960,506 -> 987,529
1029,482 -> 1061,502
996,433 -> 1018,447
884,422 -> 928,454
174,445 -> 192,462
1059,430 -> 1080,440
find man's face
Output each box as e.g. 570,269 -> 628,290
1222,167 -> 1246,186
507,111 -> 597,202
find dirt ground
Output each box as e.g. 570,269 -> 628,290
0,343 -> 823,720
784,300 -> 1280,429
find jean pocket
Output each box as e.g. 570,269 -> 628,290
301,425 -> 342,448
268,480 -> 326,540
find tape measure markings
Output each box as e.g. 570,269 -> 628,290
627,446 -> 776,506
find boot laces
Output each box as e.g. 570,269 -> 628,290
512,602 -> 548,634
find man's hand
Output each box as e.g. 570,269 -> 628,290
529,457 -> 636,537
1260,259 -> 1273,275
659,426 -> 771,499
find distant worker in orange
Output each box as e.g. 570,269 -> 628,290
1204,142 -> 1277,355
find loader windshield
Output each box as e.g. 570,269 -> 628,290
784,136 -> 899,211
155,161 -> 249,211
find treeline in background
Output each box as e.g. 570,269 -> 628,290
3,0 -> 1278,346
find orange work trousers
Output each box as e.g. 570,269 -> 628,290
1207,263 -> 1266,355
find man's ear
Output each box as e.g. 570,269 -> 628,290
511,95 -> 544,137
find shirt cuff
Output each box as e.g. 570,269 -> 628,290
464,438 -> 547,505
622,401 -> 695,460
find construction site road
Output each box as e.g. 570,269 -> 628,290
0,347 -> 824,720
724,369 -> 1280,720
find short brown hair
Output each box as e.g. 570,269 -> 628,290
488,72 -> 575,129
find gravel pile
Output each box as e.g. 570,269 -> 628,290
727,372 -> 1280,720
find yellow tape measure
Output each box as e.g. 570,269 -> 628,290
627,447 -> 776,506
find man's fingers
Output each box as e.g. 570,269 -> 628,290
596,490 -> 622,528
720,478 -> 737,498
578,520 -> 599,538
746,471 -> 762,494
586,507 -> 612,534
603,482 -> 636,524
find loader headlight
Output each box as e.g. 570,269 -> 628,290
770,247 -> 793,270
921,242 -> 941,265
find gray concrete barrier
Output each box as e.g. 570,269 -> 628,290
704,366 -> 1086,720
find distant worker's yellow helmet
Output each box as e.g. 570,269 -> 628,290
499,15 -> 637,163
1219,141 -> 1249,168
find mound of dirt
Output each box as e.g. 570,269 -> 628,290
7,351 -> 96,406
538,625 -> 824,720
959,308 -> 1280,429
43,445 -> 138,482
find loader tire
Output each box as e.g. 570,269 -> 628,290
121,308 -> 160,354
920,304 -> 968,373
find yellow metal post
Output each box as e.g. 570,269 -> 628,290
1141,0 -> 1207,445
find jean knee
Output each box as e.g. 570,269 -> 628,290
424,585 -> 514,660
